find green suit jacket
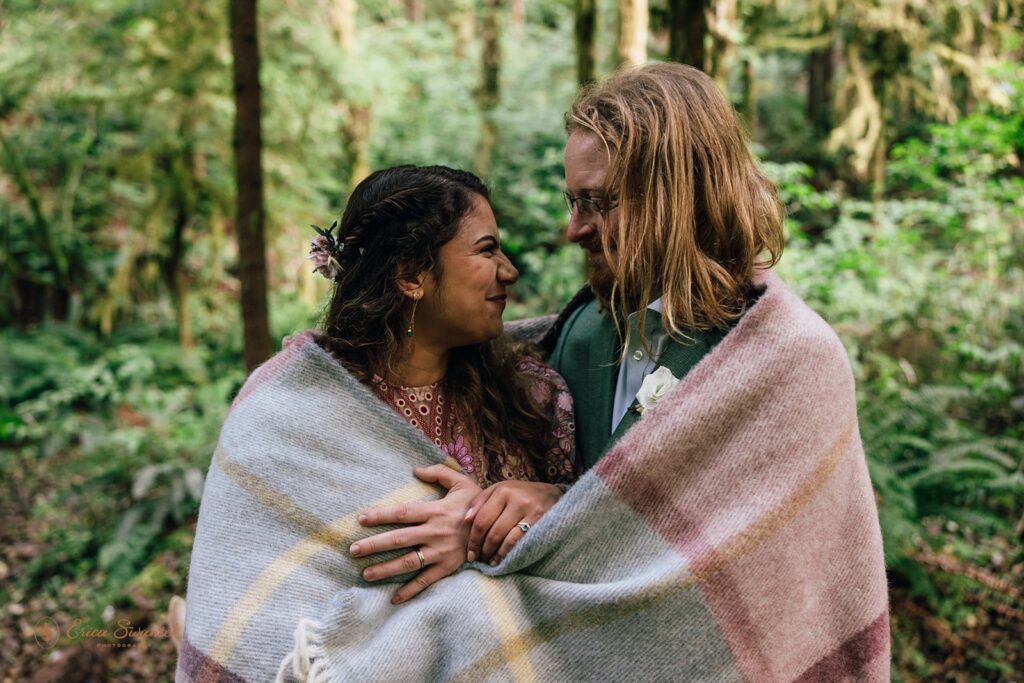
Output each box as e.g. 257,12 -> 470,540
548,297 -> 726,471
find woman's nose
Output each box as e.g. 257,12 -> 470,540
498,254 -> 519,285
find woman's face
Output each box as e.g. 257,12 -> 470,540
413,194 -> 519,349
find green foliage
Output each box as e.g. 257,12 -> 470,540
1,324 -> 242,600
2,0 -> 1022,678
770,93 -> 1023,676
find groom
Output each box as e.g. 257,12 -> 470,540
490,63 -> 885,680
541,61 -> 783,470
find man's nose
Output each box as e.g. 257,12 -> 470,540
566,212 -> 597,244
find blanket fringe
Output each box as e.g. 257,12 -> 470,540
275,618 -> 327,683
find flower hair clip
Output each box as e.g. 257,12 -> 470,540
308,221 -> 344,280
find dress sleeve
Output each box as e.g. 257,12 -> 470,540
515,356 -> 580,488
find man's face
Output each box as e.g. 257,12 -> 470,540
564,131 -> 619,303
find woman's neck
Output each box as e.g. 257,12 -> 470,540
388,341 -> 449,387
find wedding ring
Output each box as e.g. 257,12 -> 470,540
416,548 -> 426,569
516,522 -> 530,533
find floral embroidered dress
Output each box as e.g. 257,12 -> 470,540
370,357 -> 577,489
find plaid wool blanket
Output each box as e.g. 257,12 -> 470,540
178,271 -> 889,682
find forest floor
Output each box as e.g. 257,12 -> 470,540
1,450 -> 1022,682
1,447 -> 183,682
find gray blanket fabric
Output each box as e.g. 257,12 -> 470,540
178,272 -> 888,683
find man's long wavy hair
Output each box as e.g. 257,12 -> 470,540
318,165 -> 561,484
566,62 -> 784,344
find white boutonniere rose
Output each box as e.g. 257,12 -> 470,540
634,366 -> 680,415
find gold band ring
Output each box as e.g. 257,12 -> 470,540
416,548 -> 426,570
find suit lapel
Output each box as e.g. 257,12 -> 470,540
553,298 -> 621,470
606,327 -> 727,451
653,330 -> 722,382
583,306 -> 618,465
608,395 -> 641,445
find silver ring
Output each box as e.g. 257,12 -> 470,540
416,548 -> 426,570
516,522 -> 530,533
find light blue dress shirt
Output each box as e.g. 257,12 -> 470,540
611,298 -> 668,432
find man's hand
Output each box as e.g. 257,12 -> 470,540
350,464 -> 481,604
465,480 -> 563,566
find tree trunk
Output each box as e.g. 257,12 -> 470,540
0,130 -> 69,299
325,0 -> 372,193
668,0 -> 706,69
475,0 -> 501,178
741,57 -> 757,139
510,0 -> 526,32
807,44 -> 833,134
447,0 -> 475,59
871,84 -> 886,204
575,0 -> 598,85
405,0 -> 425,23
616,0 -> 647,68
323,0 -> 355,51
163,111 -> 197,349
342,103 -> 372,192
165,200 -> 193,348
708,0 -> 736,86
60,110 -> 95,327
229,0 -> 272,371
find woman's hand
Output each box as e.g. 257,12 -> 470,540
350,464 -> 481,604
465,480 -> 563,566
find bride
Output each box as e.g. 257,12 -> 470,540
175,165 -> 578,682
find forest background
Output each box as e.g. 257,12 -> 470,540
1,0 -> 1022,680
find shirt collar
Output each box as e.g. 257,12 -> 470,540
627,297 -> 664,320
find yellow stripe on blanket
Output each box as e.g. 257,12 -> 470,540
206,446 -> 445,667
474,574 -> 539,683
692,416 -> 857,577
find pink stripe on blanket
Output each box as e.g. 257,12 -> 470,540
793,610 -> 890,682
597,426 -> 888,681
595,451 -> 776,678
229,331 -> 315,413
702,431 -> 887,679
178,630 -> 250,683
593,273 -> 888,680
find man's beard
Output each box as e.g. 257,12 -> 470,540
586,251 -> 650,313
586,256 -> 616,309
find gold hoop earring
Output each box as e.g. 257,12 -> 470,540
406,295 -> 419,338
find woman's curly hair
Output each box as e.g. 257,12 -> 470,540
318,165 -> 563,484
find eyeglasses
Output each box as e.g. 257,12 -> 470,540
563,190 -> 618,217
